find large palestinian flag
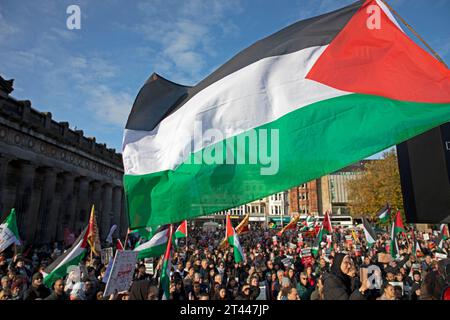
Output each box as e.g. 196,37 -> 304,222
123,0 -> 450,229
43,227 -> 88,287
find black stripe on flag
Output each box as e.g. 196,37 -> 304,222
376,204 -> 390,218
362,217 -> 377,243
126,0 -> 364,131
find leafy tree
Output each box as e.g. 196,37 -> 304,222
347,150 -> 404,223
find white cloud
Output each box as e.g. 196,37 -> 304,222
82,84 -> 133,128
134,0 -> 242,84
0,9 -> 18,41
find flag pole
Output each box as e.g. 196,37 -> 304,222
381,0 -> 448,68
123,228 -> 130,250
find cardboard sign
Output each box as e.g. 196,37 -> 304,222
423,233 -> 430,241
104,250 -> 138,297
256,285 -> 266,300
281,257 -> 292,268
101,247 -> 114,265
144,258 -> 154,275
378,252 -> 393,264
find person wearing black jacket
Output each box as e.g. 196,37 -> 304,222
23,273 -> 50,300
44,279 -> 69,300
322,253 -> 368,300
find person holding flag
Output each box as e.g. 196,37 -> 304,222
160,224 -> 174,300
312,211 -> 333,257
218,214 -> 250,250
87,205 -> 101,258
390,210 -> 405,259
226,214 -> 245,263
0,208 -> 21,253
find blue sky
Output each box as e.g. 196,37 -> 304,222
1,0 -> 449,154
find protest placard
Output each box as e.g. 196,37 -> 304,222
301,248 -> 312,265
101,247 -> 114,265
144,258 -> 154,275
423,233 -> 430,241
104,250 -> 138,297
378,252 -> 393,264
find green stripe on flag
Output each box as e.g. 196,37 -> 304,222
125,93 -> 450,228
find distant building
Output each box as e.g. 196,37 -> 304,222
0,79 -> 126,245
328,161 -> 373,215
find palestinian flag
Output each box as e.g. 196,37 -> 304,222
0,208 -> 21,253
362,217 -> 377,246
219,214 -> 250,249
160,224 -> 173,300
377,204 -> 391,224
43,226 -> 88,287
410,230 -> 421,258
87,205 -> 101,256
300,215 -> 315,231
440,224 -> 449,239
390,211 -> 405,258
277,215 -> 300,237
134,225 -> 171,260
312,211 -> 333,256
226,215 -> 245,263
174,220 -> 188,239
123,0 -> 450,229
438,224 -> 449,249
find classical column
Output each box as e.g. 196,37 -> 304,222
74,176 -> 90,233
112,187 -> 122,239
0,155 -> 14,221
100,183 -> 113,241
88,180 -> 102,237
45,171 -> 65,243
14,161 -> 36,243
36,168 -> 58,244
55,172 -> 75,242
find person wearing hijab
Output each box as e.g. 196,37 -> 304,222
322,253 -> 368,300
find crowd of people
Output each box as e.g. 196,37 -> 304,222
0,220 -> 449,301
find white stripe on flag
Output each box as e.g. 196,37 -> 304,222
123,45 -> 350,175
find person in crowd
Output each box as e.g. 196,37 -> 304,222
377,283 -> 396,300
45,279 -> 69,300
322,253 -> 368,300
23,272 -> 50,300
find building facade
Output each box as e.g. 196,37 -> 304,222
0,82 -> 126,245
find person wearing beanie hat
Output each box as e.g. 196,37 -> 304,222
23,272 -> 50,300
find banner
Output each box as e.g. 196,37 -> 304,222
0,224 -> 17,253
103,250 -> 138,297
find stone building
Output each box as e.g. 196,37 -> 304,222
0,78 -> 126,245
